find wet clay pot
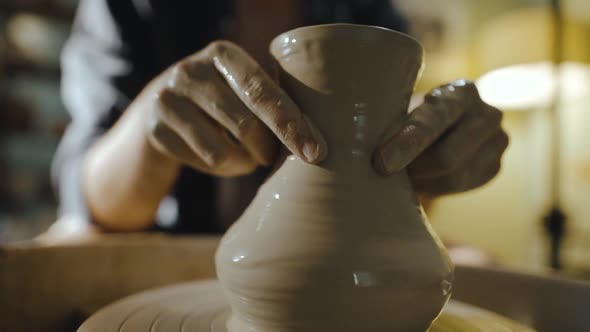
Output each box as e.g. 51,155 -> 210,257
215,24 -> 454,332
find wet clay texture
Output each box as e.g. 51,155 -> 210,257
215,24 -> 454,332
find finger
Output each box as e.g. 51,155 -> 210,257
406,104 -> 503,178
374,80 -> 480,175
148,118 -> 213,173
155,89 -> 257,174
149,120 -> 256,177
167,59 -> 278,166
410,130 -> 509,195
207,41 -> 328,164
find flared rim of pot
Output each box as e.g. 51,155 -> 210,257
269,23 -> 423,59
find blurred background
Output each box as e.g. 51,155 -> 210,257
0,0 -> 75,242
0,0 -> 589,279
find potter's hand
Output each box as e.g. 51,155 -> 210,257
374,80 -> 508,196
146,41 -> 327,176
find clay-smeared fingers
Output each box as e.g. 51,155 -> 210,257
410,130 -> 509,195
207,41 -> 328,163
167,58 -> 278,166
152,89 -> 257,175
374,80 -> 477,175
407,102 -> 504,178
149,120 -> 256,177
148,117 -> 211,173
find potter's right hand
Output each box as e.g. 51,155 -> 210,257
144,41 -> 327,176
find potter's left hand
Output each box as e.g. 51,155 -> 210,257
374,80 -> 508,196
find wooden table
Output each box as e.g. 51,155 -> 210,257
0,234 -> 218,332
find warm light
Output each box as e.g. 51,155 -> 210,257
476,61 -> 590,111
476,62 -> 554,111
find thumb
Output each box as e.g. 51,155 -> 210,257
373,80 -> 478,175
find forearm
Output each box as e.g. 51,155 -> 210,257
83,100 -> 180,231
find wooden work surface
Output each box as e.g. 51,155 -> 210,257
1,233 -> 590,332
0,234 -> 219,332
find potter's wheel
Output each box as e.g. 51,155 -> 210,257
78,280 -> 535,332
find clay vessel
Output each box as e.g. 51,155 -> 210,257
215,24 -> 454,332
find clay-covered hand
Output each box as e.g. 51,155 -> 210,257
145,41 -> 327,176
374,80 -> 509,196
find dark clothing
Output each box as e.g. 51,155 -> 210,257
53,0 -> 408,233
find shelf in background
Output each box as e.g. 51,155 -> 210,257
0,1 -> 75,21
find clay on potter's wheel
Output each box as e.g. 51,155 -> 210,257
215,24 -> 451,331
80,24 -> 517,332
77,280 -> 537,332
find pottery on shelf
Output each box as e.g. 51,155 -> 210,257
215,24 -> 454,332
